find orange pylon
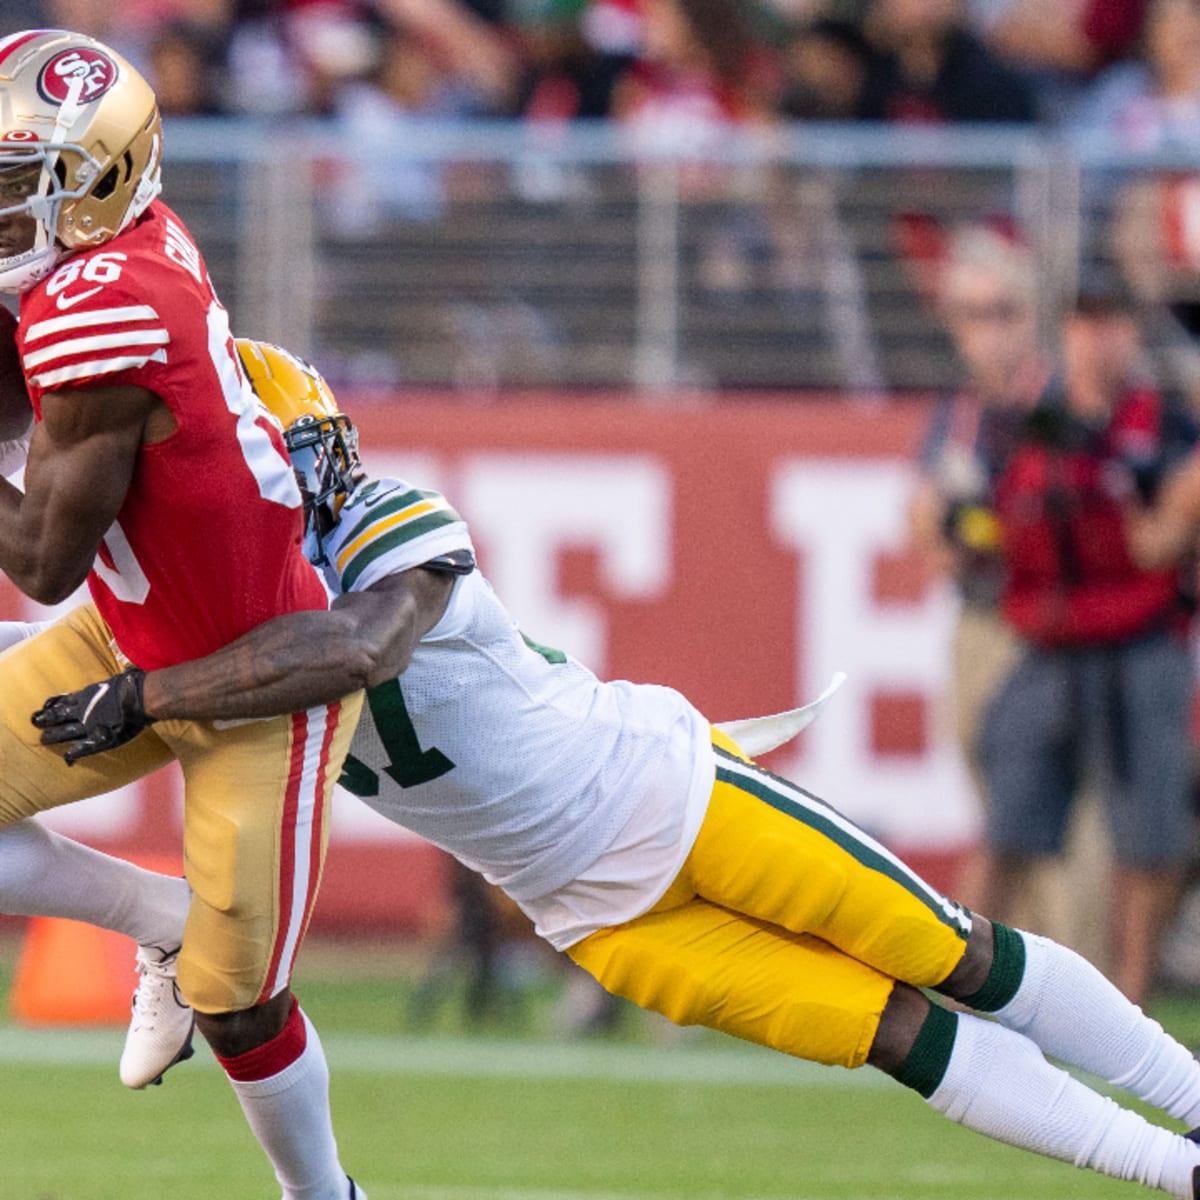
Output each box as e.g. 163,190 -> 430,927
8,852 -> 184,1027
10,917 -> 136,1026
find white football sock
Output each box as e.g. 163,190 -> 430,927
995,931 -> 1200,1126
224,1008 -> 350,1200
929,1011 -> 1200,1199
0,819 -> 190,950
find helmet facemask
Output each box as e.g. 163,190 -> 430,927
283,413 -> 361,566
233,337 -> 357,566
0,31 -> 164,293
0,140 -> 96,290
0,156 -> 49,282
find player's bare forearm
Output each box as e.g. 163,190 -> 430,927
0,428 -> 131,601
0,471 -> 92,601
144,609 -> 374,719
143,567 -> 455,720
0,384 -> 158,602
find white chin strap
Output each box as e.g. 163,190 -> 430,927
31,73 -> 87,253
118,130 -> 162,235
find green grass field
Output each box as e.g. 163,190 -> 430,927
4,939 -> 1200,1200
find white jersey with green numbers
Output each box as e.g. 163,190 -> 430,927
322,477 -> 716,948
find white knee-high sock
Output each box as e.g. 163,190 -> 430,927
994,931 -> 1200,1126
929,1012 -> 1200,1199
217,1003 -> 352,1200
0,819 -> 190,950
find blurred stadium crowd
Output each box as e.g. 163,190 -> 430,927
0,0 -> 1185,131
5,1 -> 1197,398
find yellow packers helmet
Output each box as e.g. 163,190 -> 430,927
236,338 -> 361,565
0,29 -> 163,292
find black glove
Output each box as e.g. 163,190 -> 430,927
32,667 -> 155,765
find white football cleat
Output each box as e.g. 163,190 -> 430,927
119,945 -> 196,1089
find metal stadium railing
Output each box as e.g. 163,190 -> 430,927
160,120 -> 1200,396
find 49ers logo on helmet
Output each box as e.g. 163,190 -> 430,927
37,48 -> 118,106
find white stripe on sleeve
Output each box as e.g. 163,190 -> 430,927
23,328 -> 170,371
30,349 -> 169,389
24,305 -> 162,342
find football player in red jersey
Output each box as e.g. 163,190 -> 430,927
0,31 -> 365,1200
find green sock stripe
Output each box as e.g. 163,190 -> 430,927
958,922 -> 1026,1013
893,1002 -> 958,1099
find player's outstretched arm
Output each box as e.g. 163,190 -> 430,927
33,566 -> 454,760
143,565 -> 455,720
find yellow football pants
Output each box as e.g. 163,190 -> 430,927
568,732 -> 971,1069
0,604 -> 362,1013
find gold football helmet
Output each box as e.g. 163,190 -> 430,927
0,29 -> 162,292
236,338 -> 361,565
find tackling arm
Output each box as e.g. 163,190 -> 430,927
141,566 -> 455,720
33,566 -> 455,762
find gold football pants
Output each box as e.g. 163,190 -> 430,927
0,604 -> 362,1013
569,732 -> 971,1068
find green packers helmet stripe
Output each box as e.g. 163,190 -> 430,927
713,747 -> 971,938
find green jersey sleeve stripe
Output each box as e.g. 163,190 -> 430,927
337,488 -> 456,550
340,511 -> 465,591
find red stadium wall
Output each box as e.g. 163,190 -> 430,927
0,392 -> 978,934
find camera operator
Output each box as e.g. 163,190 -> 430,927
981,269 -> 1198,1006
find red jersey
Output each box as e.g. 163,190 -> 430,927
17,201 -> 326,670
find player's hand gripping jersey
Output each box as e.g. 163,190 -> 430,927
16,202 -> 324,669
320,477 -> 715,949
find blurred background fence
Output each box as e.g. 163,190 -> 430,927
164,120 -> 1200,396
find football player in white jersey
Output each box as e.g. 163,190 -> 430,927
19,341 -> 1200,1200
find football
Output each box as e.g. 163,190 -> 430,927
0,303 -> 32,442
